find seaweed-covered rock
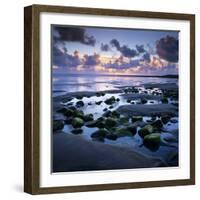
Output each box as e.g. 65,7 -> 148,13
85,120 -> 98,128
91,129 -> 109,139
105,133 -> 118,140
141,98 -> 147,104
65,117 -> 73,124
85,117 -> 105,128
161,97 -> 168,104
119,116 -> 129,124
76,100 -> 84,107
103,110 -> 112,117
138,125 -> 153,138
104,96 -> 116,105
95,120 -> 106,129
112,111 -> 120,118
73,110 -> 84,119
71,117 -> 84,128
143,133 -> 161,151
67,106 -> 76,110
126,125 -> 137,136
57,108 -> 74,117
83,114 -> 94,122
131,116 -> 143,123
151,119 -> 163,130
105,117 -> 117,128
53,120 -> 64,132
115,128 -> 132,137
161,115 -> 171,124
71,128 -> 83,134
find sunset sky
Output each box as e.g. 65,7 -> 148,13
52,25 -> 179,75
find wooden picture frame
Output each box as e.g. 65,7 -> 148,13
24,4 -> 195,194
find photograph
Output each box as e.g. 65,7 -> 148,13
52,25 -> 179,173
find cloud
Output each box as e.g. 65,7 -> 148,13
119,45 -> 138,58
156,35 -> 178,62
53,26 -> 96,46
100,43 -> 110,51
53,45 -> 82,68
83,53 -> 100,66
110,39 -> 121,50
142,52 -> 151,62
136,45 -> 145,53
110,39 -> 138,58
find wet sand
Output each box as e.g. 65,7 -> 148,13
53,132 -> 166,172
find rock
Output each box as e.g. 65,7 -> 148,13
96,92 -> 101,97
85,118 -> 105,128
161,97 -> 168,104
103,110 -> 112,117
105,133 -> 118,140
104,96 -> 116,105
126,125 -> 137,136
118,116 -> 129,125
133,121 -> 147,128
73,110 -> 84,119
103,108 -> 108,112
71,117 -> 84,128
85,120 -> 98,128
131,102 -> 135,104
76,95 -> 83,100
53,120 -> 64,132
170,119 -> 178,123
138,125 -> 153,138
172,102 -> 178,107
57,108 -> 74,117
76,100 -> 84,107
95,120 -> 106,129
66,102 -> 73,106
131,116 -> 143,123
65,117 -> 73,124
109,105 -> 114,109
127,99 -> 131,103
112,111 -> 120,118
88,102 -> 92,105
68,106 -> 76,111
151,116 -> 157,121
143,133 -> 161,151
141,98 -> 147,104
105,117 -> 117,128
96,101 -> 102,105
96,92 -> 105,97
71,128 -> 83,134
116,98 -> 120,102
91,129 -> 109,139
83,114 -> 94,122
151,120 -> 163,130
161,115 -> 171,124
115,128 -> 132,137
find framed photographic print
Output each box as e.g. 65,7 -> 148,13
24,4 -> 195,194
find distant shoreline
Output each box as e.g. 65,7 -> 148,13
53,72 -> 178,79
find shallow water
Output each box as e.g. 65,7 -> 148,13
53,73 -> 178,96
54,74 -> 179,167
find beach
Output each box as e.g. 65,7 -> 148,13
52,74 -> 179,172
